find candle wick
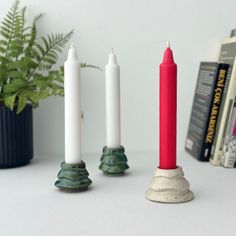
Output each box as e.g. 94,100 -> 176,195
71,42 -> 74,49
111,48 -> 114,54
166,40 -> 170,48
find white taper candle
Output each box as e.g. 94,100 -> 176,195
64,43 -> 81,164
105,49 -> 121,148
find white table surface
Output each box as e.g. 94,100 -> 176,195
0,151 -> 235,236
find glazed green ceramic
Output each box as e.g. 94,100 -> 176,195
99,146 -> 129,175
55,161 -> 92,191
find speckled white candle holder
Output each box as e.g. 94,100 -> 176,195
145,166 -> 194,203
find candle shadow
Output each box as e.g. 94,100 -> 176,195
55,185 -> 95,194
99,171 -> 132,178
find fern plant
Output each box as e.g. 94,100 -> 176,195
0,1 -> 99,113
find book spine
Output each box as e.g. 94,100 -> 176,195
223,138 -> 236,168
210,59 -> 236,166
200,64 -> 229,161
222,98 -> 236,167
185,62 -> 219,160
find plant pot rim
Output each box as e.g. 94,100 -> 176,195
0,103 -> 33,110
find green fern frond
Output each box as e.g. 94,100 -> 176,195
16,6 -> 26,56
27,30 -> 73,77
25,13 -> 44,57
0,1 -> 98,113
81,62 -> 102,71
0,0 -> 21,90
0,0 -> 21,59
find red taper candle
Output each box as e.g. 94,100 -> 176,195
159,41 -> 177,169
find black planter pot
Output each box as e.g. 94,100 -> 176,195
0,104 -> 33,168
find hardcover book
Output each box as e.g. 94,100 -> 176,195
210,37 -> 236,165
185,62 -> 229,161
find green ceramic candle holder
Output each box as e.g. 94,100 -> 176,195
55,161 -> 92,191
99,146 -> 129,175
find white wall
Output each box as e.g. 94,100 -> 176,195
1,0 -> 236,154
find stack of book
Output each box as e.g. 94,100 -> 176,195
185,30 -> 236,168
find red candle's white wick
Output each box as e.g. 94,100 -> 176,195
166,40 -> 170,48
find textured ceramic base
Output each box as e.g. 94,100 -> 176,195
145,166 -> 194,203
55,161 -> 92,191
99,146 -> 129,175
